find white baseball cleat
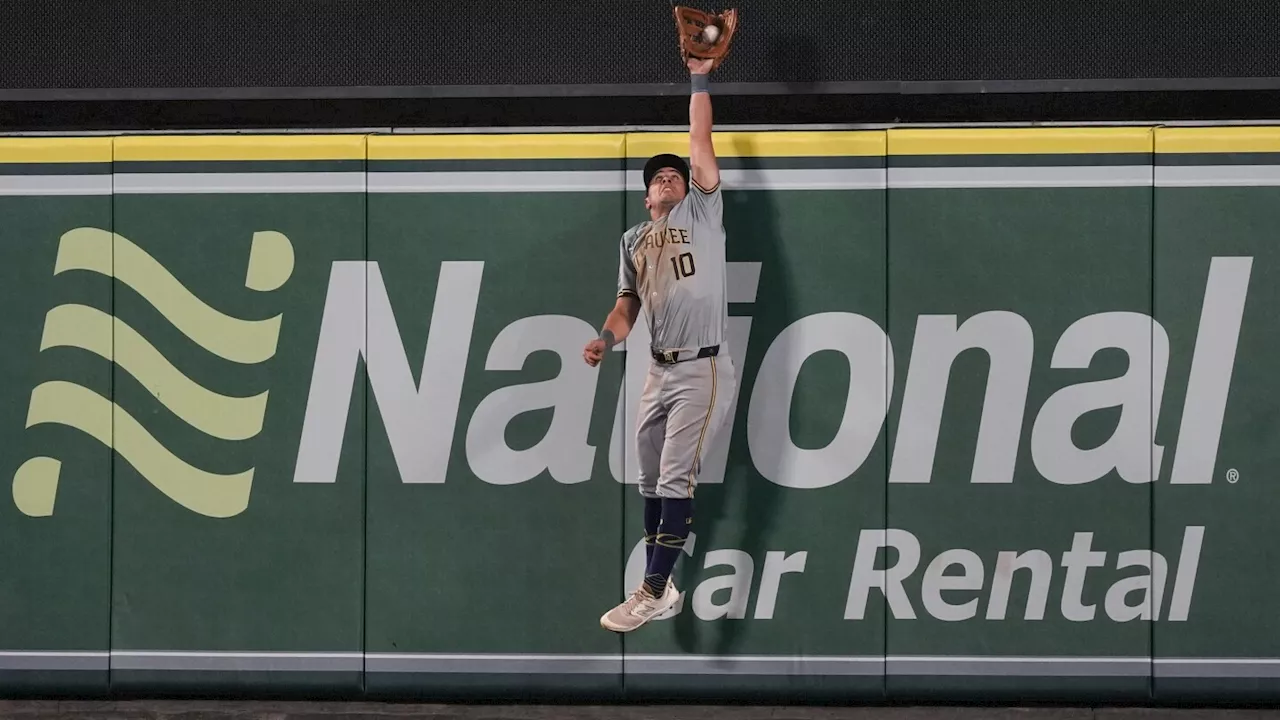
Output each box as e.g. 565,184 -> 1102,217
600,580 -> 681,633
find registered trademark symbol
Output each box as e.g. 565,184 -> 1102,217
1226,468 -> 1240,483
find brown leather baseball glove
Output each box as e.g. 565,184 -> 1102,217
673,6 -> 738,70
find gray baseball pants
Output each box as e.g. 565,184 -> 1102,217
634,353 -> 737,500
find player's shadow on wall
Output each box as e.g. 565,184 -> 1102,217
672,136 -> 788,658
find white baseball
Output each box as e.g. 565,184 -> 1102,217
703,24 -> 719,42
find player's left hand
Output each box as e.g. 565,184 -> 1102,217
687,57 -> 714,75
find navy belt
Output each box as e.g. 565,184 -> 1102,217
652,345 -> 719,365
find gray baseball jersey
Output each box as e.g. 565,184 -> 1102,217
617,176 -> 735,500
617,179 -> 727,353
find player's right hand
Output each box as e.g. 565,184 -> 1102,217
583,338 -> 606,367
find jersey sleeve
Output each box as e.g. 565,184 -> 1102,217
688,174 -> 723,224
617,232 -> 638,299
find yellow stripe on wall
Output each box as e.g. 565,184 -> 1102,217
0,138 -> 113,164
626,131 -> 885,159
368,134 -> 625,160
113,135 -> 368,162
889,127 -> 1154,155
29,127 -> 1280,164
1155,126 -> 1280,154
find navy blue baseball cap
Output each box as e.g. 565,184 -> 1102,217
643,153 -> 690,189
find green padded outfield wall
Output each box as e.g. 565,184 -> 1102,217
0,126 -> 1275,703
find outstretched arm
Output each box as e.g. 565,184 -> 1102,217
687,58 -> 719,192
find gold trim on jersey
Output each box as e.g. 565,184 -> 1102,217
691,178 -> 720,194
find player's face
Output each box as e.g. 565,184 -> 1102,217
646,167 -> 687,208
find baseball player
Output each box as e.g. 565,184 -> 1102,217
583,57 -> 737,633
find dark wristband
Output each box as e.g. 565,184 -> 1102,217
691,73 -> 710,94
600,329 -> 616,346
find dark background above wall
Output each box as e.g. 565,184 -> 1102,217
6,0 -> 1279,96
3,0 -> 1280,130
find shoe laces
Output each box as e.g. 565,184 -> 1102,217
625,587 -> 656,617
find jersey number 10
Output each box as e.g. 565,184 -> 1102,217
670,252 -> 696,279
